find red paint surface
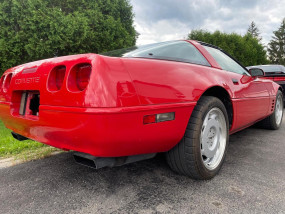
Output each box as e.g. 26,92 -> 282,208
0,41 -> 281,157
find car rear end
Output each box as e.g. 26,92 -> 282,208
262,66 -> 285,99
247,65 -> 285,98
263,73 -> 285,93
0,54 -> 106,154
0,54 -> 194,158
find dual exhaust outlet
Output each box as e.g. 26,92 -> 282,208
73,152 -> 156,169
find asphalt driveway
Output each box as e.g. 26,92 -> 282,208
1,121 -> 285,214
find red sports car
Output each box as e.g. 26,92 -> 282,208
0,40 -> 283,180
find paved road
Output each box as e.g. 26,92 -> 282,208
1,121 -> 285,214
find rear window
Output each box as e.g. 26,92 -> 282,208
101,41 -> 210,66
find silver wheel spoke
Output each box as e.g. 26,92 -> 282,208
200,107 -> 227,170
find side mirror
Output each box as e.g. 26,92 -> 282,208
248,68 -> 265,77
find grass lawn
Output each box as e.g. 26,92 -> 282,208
0,120 -> 60,160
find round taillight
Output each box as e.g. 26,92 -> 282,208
47,65 -> 66,91
3,73 -> 12,92
0,75 -> 5,91
68,63 -> 91,92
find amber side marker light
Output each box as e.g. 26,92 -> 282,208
143,112 -> 175,124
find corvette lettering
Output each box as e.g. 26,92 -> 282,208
15,77 -> 40,84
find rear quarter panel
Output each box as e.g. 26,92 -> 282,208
122,58 -> 233,105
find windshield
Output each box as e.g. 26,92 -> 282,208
101,41 -> 211,66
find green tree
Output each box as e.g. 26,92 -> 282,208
247,21 -> 261,41
0,0 -> 137,74
188,29 -> 268,66
268,18 -> 285,65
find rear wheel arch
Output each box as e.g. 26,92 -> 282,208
200,86 -> 234,129
166,96 -> 229,179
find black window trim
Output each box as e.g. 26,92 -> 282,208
124,55 -> 212,67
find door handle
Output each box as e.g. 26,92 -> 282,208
232,79 -> 239,85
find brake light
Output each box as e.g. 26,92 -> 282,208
47,65 -> 66,91
0,75 -> 5,91
3,73 -> 12,92
68,63 -> 91,92
263,77 -> 274,80
274,77 -> 285,81
76,65 -> 91,91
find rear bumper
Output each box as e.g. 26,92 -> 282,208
0,102 -> 195,157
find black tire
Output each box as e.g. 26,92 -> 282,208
258,90 -> 283,130
166,96 -> 229,180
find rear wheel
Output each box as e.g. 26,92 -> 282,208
259,90 -> 283,130
166,96 -> 229,180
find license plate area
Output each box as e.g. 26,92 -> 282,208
11,91 -> 40,119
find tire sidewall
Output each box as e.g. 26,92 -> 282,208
273,91 -> 284,129
192,98 -> 229,178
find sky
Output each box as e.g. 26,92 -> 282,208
130,0 -> 285,46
